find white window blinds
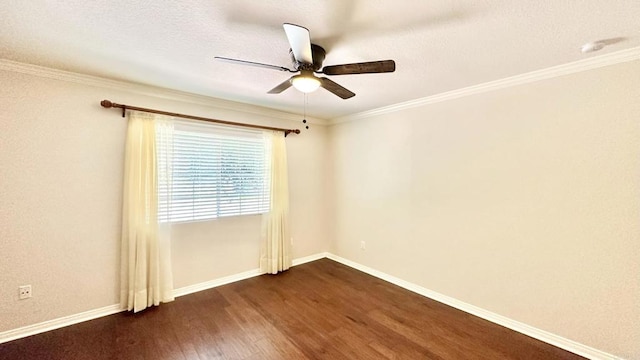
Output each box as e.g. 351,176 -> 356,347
157,120 -> 271,223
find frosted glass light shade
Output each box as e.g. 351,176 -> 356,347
291,75 -> 321,93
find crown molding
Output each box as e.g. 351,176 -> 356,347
3,46 -> 638,127
330,46 -> 640,125
0,59 -> 328,126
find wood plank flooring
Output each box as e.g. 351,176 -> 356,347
0,259 -> 585,359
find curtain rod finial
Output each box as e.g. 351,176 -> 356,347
101,100 -> 113,108
284,129 -> 301,137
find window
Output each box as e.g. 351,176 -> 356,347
157,120 -> 271,223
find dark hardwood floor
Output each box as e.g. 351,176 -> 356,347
0,259 -> 584,359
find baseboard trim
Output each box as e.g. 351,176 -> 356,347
325,254 -> 622,360
0,252 -> 328,345
292,252 -> 330,266
1,252 -> 621,359
172,268 -> 264,298
0,304 -> 123,344
173,252 -> 330,298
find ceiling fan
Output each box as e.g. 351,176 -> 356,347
215,23 -> 396,99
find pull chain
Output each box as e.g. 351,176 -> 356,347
303,93 -> 309,130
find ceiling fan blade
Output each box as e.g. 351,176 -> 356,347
322,60 -> 396,75
283,23 -> 313,64
319,78 -> 355,99
215,57 -> 293,72
267,77 -> 295,94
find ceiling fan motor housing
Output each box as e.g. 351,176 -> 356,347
290,44 -> 326,71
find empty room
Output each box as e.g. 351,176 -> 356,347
1,1 -> 638,359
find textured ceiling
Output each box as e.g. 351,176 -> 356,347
1,0 -> 639,119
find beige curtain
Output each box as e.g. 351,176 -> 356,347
260,131 -> 292,274
121,111 -> 174,312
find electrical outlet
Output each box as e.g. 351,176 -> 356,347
19,285 -> 32,300
360,241 -> 366,250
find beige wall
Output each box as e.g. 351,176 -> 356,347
0,70 -> 330,331
329,60 -> 640,359
2,59 -> 638,358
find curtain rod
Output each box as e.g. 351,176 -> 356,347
100,100 -> 300,137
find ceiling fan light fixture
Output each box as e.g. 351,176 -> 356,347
291,73 -> 321,93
